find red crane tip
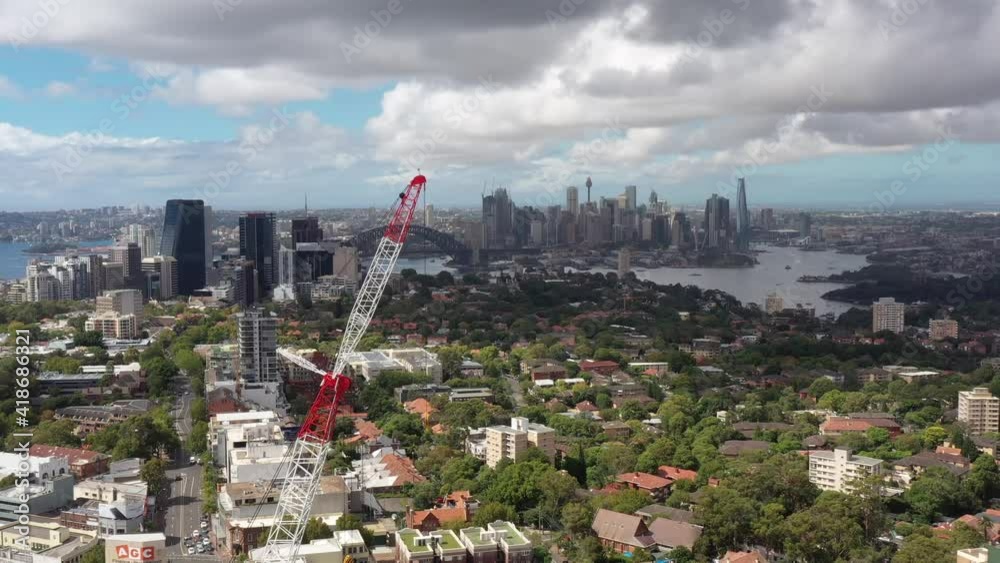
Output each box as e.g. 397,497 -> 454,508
411,174 -> 427,186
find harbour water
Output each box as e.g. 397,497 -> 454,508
2,242 -> 868,315
0,240 -> 114,281
596,245 -> 869,316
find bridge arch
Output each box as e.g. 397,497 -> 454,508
349,225 -> 473,265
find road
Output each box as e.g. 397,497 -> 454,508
506,374 -> 526,408
162,375 -> 218,560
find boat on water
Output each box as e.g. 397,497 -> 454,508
785,265 -> 792,270
689,273 -> 702,277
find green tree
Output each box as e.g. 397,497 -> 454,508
892,534 -> 954,563
140,459 -> 169,497
380,413 -> 426,450
335,514 -> 374,546
694,487 -> 758,556
922,425 -> 949,449
781,494 -> 865,562
561,502 -> 594,536
905,467 -> 974,523
30,419 -> 82,448
303,517 -> 333,543
472,502 -> 518,527
965,454 -> 1000,504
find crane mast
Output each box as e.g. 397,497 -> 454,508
251,174 -> 426,563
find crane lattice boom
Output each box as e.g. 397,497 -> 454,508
251,174 -> 426,563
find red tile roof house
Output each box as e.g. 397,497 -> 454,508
404,398 -> 438,424
657,465 -> 698,483
29,445 -> 110,479
721,550 -> 769,563
616,472 -> 672,500
406,491 -> 477,532
820,417 -> 902,438
579,360 -> 621,375
531,365 -> 568,381
591,509 -> 655,554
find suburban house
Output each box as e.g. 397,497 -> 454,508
590,509 -> 655,554
615,472 -> 672,500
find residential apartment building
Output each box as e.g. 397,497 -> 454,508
472,417 -> 556,469
459,521 -> 533,563
808,448 -> 882,493
395,529 -> 467,563
929,319 -> 959,341
959,388 -> 1000,435
872,297 -> 904,334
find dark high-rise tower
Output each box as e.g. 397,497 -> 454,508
482,188 -> 513,249
703,194 -> 731,250
291,217 -> 323,245
160,200 -> 206,295
111,242 -> 142,290
735,177 -> 751,251
239,212 -> 278,298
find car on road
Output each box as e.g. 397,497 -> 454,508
189,456 -> 197,464
192,530 -> 200,539
201,521 -> 208,529
187,547 -> 195,555
175,475 -> 183,481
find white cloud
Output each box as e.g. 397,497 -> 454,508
45,81 -> 77,97
0,76 -> 23,99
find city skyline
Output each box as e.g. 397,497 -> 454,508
2,2 -> 999,210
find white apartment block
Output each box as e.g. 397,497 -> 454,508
872,297 -> 904,334
96,289 -> 143,324
86,313 -> 138,339
959,387 -> 1000,435
478,417 -> 555,468
808,448 -> 882,493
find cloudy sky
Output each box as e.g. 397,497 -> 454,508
1,0 -> 998,211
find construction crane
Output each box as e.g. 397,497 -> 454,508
251,174 -> 427,563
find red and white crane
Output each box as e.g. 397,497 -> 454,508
251,174 -> 426,563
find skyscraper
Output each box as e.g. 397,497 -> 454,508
111,242 -> 143,289
291,217 -> 323,245
482,188 -> 513,249
624,185 -> 637,211
160,199 -> 206,295
125,224 -> 157,258
239,212 -> 278,298
566,186 -> 579,216
141,255 -> 177,300
703,194 -> 731,250
735,177 -> 751,251
798,212 -> 812,238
